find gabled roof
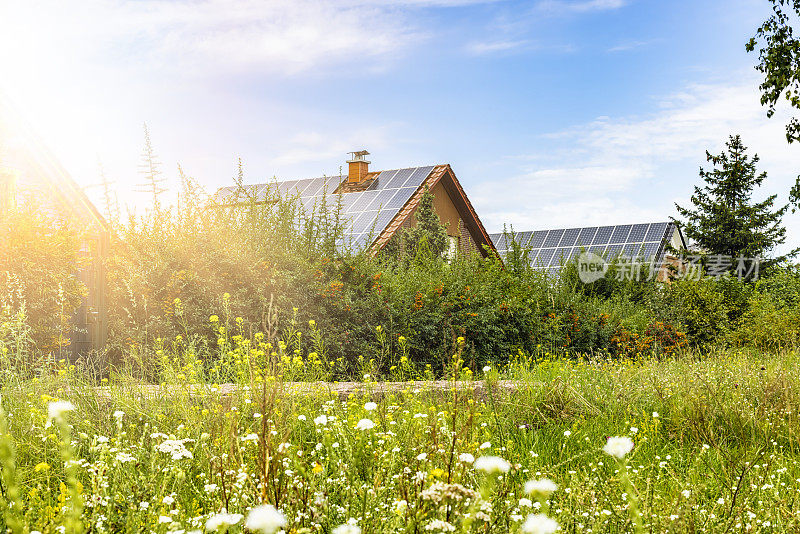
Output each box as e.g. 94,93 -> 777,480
216,164 -> 496,256
0,95 -> 110,234
489,221 -> 686,275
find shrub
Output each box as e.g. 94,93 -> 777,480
0,206 -> 86,356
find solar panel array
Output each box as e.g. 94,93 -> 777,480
489,222 -> 676,275
216,166 -> 435,250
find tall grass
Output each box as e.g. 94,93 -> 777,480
1,326 -> 798,532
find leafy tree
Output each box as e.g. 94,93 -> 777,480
746,0 -> 800,206
747,0 -> 800,144
674,135 -> 794,271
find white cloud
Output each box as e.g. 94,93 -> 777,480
474,73 -> 800,251
466,39 -> 531,55
1,0 -> 497,80
536,0 -> 628,14
270,124 -> 396,169
607,39 -> 656,52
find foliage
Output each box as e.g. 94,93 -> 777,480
674,135 -> 793,269
747,0 -> 800,145
0,206 -> 86,355
382,187 -> 449,262
746,0 -> 800,208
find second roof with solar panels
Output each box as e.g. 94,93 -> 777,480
488,222 -> 688,276
215,152 -> 497,256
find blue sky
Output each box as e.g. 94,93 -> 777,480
1,0 -> 798,251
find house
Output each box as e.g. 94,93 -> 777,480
216,151 -> 497,257
489,221 -> 688,280
0,98 -> 110,355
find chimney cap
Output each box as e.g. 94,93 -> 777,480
347,150 -> 370,162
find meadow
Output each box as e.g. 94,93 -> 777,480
1,329 -> 799,533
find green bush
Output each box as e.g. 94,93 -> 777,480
0,206 -> 85,356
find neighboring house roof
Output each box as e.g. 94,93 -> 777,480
216,164 -> 496,256
489,221 -> 687,275
0,95 -> 110,233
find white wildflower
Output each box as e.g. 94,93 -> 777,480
458,453 -> 475,464
355,418 -> 375,431
525,478 -> 557,497
425,519 -> 456,532
416,453 -> 428,461
115,452 -> 136,463
156,439 -> 193,460
520,513 -> 560,534
364,402 -> 378,411
47,401 -> 75,422
314,414 -> 328,426
473,456 -> 510,474
206,513 -> 243,531
479,442 -> 491,449
244,504 -> 286,534
603,436 -> 634,459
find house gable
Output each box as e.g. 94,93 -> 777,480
215,160 -> 496,257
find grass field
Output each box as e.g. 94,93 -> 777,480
1,346 -> 799,533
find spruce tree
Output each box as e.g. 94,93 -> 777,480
383,188 -> 449,261
674,135 -> 794,269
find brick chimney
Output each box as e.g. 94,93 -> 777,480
347,150 -> 370,184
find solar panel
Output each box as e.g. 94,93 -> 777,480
606,244 -> 623,258
405,166 -> 435,188
544,229 -> 565,248
530,231 -> 547,248
643,242 -> 660,259
577,227 -> 598,247
645,222 -> 668,242
218,166 -> 437,251
536,248 -> 555,267
382,168 -> 411,189
552,247 -> 570,265
364,189 -> 398,211
628,224 -> 649,242
348,191 -> 379,212
384,187 -> 416,210
487,221 -> 683,274
560,228 -> 580,247
593,226 -> 614,245
610,224 -> 632,244
517,231 -> 534,246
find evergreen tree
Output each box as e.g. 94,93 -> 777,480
383,188 -> 449,262
674,135 -> 794,270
